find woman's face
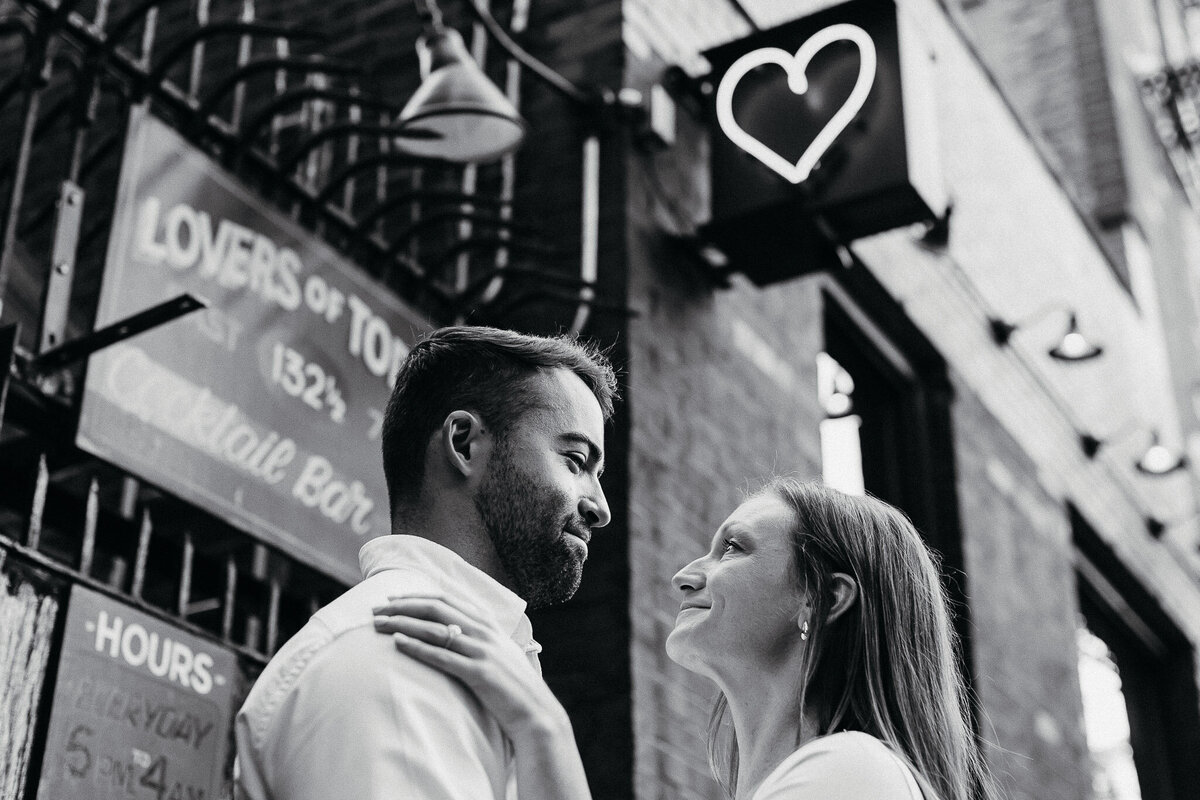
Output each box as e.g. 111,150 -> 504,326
665,492 -> 808,681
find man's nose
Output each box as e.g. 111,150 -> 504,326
672,558 -> 707,592
579,484 -> 611,528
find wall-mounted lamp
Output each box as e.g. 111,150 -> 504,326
987,304 -> 1103,362
397,0 -> 648,164
396,0 -> 526,162
915,203 -> 952,249
1144,511 -> 1200,539
1080,425 -> 1188,476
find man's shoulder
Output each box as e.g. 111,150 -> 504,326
234,566 -> 513,800
312,566 -> 442,635
238,568 -> 447,741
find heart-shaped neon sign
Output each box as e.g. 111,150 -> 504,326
716,23 -> 878,185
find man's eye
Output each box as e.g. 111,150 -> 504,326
566,454 -> 586,473
721,538 -> 739,554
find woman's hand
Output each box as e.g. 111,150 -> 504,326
371,595 -> 570,740
372,595 -> 593,800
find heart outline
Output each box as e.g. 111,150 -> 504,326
716,23 -> 878,185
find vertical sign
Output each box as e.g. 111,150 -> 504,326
702,0 -> 945,284
37,585 -> 238,800
78,108 -> 432,582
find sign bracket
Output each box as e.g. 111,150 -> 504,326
23,293 -> 207,375
37,181 -> 85,354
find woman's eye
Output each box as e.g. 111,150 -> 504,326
721,538 -> 739,554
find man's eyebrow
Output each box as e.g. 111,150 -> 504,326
560,432 -> 605,473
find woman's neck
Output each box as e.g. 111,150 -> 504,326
722,669 -> 820,800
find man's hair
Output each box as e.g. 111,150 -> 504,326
381,325 -> 617,510
707,479 -> 998,800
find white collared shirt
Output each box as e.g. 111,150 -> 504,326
234,535 -> 542,800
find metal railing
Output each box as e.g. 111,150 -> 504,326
0,0 -> 578,660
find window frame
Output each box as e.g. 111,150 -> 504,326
1072,505 -> 1200,800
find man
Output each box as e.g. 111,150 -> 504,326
234,325 -> 616,799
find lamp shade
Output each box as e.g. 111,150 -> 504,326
1048,313 -> 1103,362
396,27 -> 526,163
1135,432 -> 1188,476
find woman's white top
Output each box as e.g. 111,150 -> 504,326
751,731 -> 925,800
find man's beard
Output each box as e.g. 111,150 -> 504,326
475,445 -> 586,610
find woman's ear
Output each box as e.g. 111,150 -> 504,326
439,410 -> 491,478
826,572 -> 859,624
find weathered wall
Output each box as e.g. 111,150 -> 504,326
0,563 -> 58,800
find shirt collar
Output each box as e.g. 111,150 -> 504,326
358,534 -> 531,641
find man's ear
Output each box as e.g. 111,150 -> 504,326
439,411 -> 491,478
826,572 -> 859,624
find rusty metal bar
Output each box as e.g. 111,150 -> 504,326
146,21 -> 325,88
131,508 -> 152,597
244,614 -> 261,652
276,121 -> 433,176
0,20 -> 49,320
119,476 -> 139,520
231,0 -> 257,129
0,323 -> 16,436
341,102 -> 362,212
80,477 -> 99,576
240,86 -> 395,142
244,542 -> 269,651
195,55 -> 359,121
312,152 -> 427,206
105,0 -> 173,54
266,574 -> 281,654
139,6 -> 161,68
178,530 -> 194,616
26,453 -> 48,551
66,62 -> 102,185
222,553 -> 237,640
94,0 -> 115,32
106,556 -> 128,589
188,0 -> 211,100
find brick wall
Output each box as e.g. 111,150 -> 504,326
625,255 -> 828,800
952,0 -> 1129,280
952,383 -> 1091,800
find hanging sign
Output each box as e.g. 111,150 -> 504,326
36,584 -> 238,800
78,107 -> 431,583
703,0 -> 945,284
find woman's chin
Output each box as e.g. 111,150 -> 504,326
664,628 -> 700,670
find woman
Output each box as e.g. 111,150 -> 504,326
372,479 -> 996,800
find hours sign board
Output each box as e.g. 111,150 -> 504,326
36,585 -> 238,800
78,107 -> 431,582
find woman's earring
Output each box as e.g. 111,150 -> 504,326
800,620 -> 810,641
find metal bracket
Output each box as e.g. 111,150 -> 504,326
26,293 -> 207,374
38,180 -> 84,353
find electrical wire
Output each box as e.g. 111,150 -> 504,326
463,0 -> 593,107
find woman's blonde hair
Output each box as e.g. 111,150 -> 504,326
707,478 -> 996,800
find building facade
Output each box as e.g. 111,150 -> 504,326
2,1 -> 1199,799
